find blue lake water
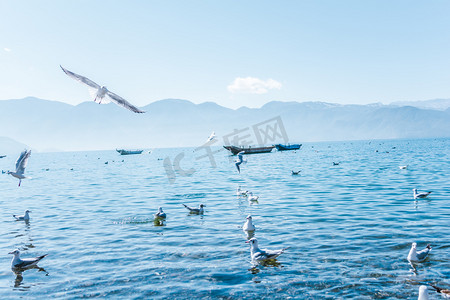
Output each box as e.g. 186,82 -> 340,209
0,138 -> 449,299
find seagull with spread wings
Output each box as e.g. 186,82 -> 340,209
8,150 -> 31,186
60,65 -> 145,114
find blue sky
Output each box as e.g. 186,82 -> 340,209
1,0 -> 450,109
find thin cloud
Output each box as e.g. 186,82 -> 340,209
227,77 -> 282,94
4,48 -> 12,52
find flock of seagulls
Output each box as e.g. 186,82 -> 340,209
2,132 -> 444,297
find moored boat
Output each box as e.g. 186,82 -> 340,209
274,144 -> 302,151
223,145 -> 275,155
116,149 -> 144,155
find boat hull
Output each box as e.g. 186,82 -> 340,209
275,144 -> 302,151
116,149 -> 144,155
223,145 -> 274,155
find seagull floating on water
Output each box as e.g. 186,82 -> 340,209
8,249 -> 47,269
60,65 -> 145,113
237,186 -> 249,197
13,210 -> 31,221
418,285 -> 429,300
292,170 -> 301,175
430,284 -> 450,297
408,242 -> 432,262
243,215 -> 255,232
399,165 -> 408,170
8,150 -> 31,186
246,238 -> 288,263
154,207 -> 166,219
247,192 -> 259,201
182,203 -> 205,214
413,189 -> 432,200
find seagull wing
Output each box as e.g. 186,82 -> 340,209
106,90 -> 145,113
15,150 -> 31,175
182,204 -> 193,211
235,162 -> 241,173
60,65 -> 100,90
416,247 -> 431,260
16,254 -> 47,268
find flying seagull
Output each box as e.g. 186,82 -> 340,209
60,65 -> 145,113
8,249 -> 47,269
8,150 -> 31,186
413,189 -> 432,200
182,203 -> 205,214
407,242 -> 432,262
246,238 -> 288,263
235,151 -> 246,173
206,131 -> 216,142
13,210 -> 31,221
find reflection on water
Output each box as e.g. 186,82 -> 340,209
153,218 -> 166,227
0,138 -> 449,298
12,265 -> 49,289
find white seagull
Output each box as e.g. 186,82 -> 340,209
154,207 -> 166,219
243,215 -> 255,232
206,131 -> 216,142
236,186 -> 249,197
399,165 -> 408,170
430,284 -> 450,298
247,192 -> 259,202
246,238 -> 288,263
408,242 -> 432,262
8,249 -> 47,269
418,285 -> 429,300
235,151 -> 246,173
8,150 -> 31,186
13,210 -> 31,221
60,65 -> 145,114
413,189 -> 432,200
182,203 -> 205,214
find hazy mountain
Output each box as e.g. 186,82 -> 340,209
0,136 -> 30,155
0,97 -> 449,152
390,98 -> 450,110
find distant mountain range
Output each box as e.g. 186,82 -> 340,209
390,98 -> 450,111
0,97 -> 449,152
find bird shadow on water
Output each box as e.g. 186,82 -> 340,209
153,218 -> 166,227
248,259 -> 283,276
12,266 -> 49,289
